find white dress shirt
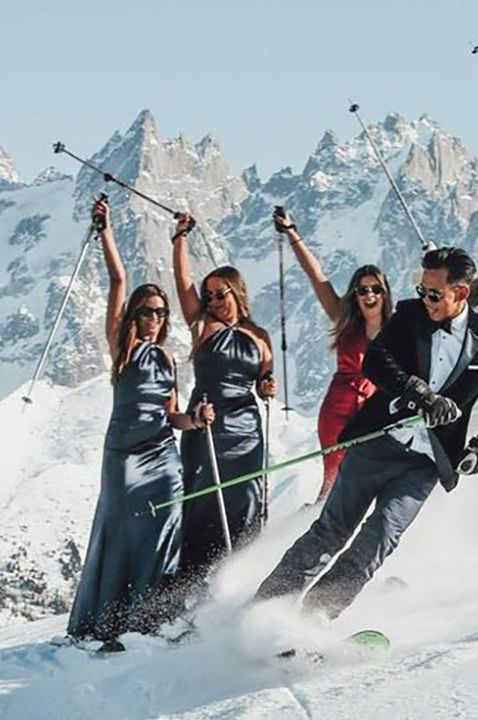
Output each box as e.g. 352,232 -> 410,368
389,303 -> 468,459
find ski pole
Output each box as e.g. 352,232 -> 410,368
53,142 -> 218,265
260,371 -> 273,529
145,414 -> 423,516
348,103 -> 436,253
21,195 -> 108,406
202,393 -> 232,553
261,397 -> 271,529
273,207 -> 292,419
53,142 -> 180,218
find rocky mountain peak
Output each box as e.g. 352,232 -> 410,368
0,146 -> 22,187
242,164 -> 261,192
33,167 -> 73,186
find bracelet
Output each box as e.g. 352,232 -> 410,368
171,230 -> 188,244
290,238 -> 302,246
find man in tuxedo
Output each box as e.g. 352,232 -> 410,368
256,247 -> 478,618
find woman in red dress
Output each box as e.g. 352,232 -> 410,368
274,211 -> 393,500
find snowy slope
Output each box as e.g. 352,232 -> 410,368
1,369 -> 478,718
0,374 -> 316,626
2,439 -> 478,718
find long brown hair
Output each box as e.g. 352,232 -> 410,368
112,283 -> 170,382
330,264 -> 392,349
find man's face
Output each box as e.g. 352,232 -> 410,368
418,268 -> 470,322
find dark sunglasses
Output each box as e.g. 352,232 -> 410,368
203,287 -> 232,303
356,283 -> 384,297
136,306 -> 169,320
415,285 -> 445,303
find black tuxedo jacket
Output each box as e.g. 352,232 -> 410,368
340,299 -> 478,491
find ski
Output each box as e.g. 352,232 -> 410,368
277,629 -> 390,662
50,635 -> 125,655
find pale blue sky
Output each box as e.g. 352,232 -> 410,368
1,0 -> 477,182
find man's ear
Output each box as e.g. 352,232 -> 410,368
456,284 -> 471,302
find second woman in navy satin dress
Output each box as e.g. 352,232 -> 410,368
172,214 -> 278,579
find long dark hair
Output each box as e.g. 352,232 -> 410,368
330,264 -> 392,349
112,283 -> 170,382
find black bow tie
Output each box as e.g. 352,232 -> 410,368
429,318 -> 452,335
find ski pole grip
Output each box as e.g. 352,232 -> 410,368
201,393 -> 211,426
91,193 -> 110,233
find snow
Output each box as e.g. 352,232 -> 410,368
1,372 -> 478,717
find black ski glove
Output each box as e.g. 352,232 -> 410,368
397,375 -> 461,428
456,436 -> 478,475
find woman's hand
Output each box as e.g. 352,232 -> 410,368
173,212 -> 196,240
193,400 -> 215,428
273,210 -> 296,235
259,374 -> 278,399
91,197 -> 111,232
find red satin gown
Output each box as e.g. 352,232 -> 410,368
317,323 -> 376,496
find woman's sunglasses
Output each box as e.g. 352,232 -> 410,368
415,285 -> 445,303
203,287 -> 232,303
356,283 -> 384,297
136,306 -> 169,320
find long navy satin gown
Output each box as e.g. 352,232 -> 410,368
68,342 -> 183,640
180,324 -> 264,577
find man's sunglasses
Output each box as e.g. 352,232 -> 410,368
136,306 -> 169,320
356,283 -> 384,297
203,287 -> 232,303
415,285 -> 446,303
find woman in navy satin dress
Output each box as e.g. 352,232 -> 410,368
172,213 -> 278,580
67,201 -> 213,650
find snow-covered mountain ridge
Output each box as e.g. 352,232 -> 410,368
219,112 -> 478,410
1,109 -> 478,411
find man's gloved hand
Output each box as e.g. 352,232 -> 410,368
456,436 -> 478,475
397,375 -> 462,428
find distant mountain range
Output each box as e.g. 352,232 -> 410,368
2,108 -> 477,410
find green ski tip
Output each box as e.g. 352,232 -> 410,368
349,630 -> 391,650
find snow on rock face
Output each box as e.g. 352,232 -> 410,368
0,146 -> 22,188
33,167 -> 72,186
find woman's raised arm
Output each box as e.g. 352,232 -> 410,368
93,199 -> 126,358
274,212 -> 341,323
172,213 -> 201,328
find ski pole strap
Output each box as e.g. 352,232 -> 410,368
145,414 -> 423,517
